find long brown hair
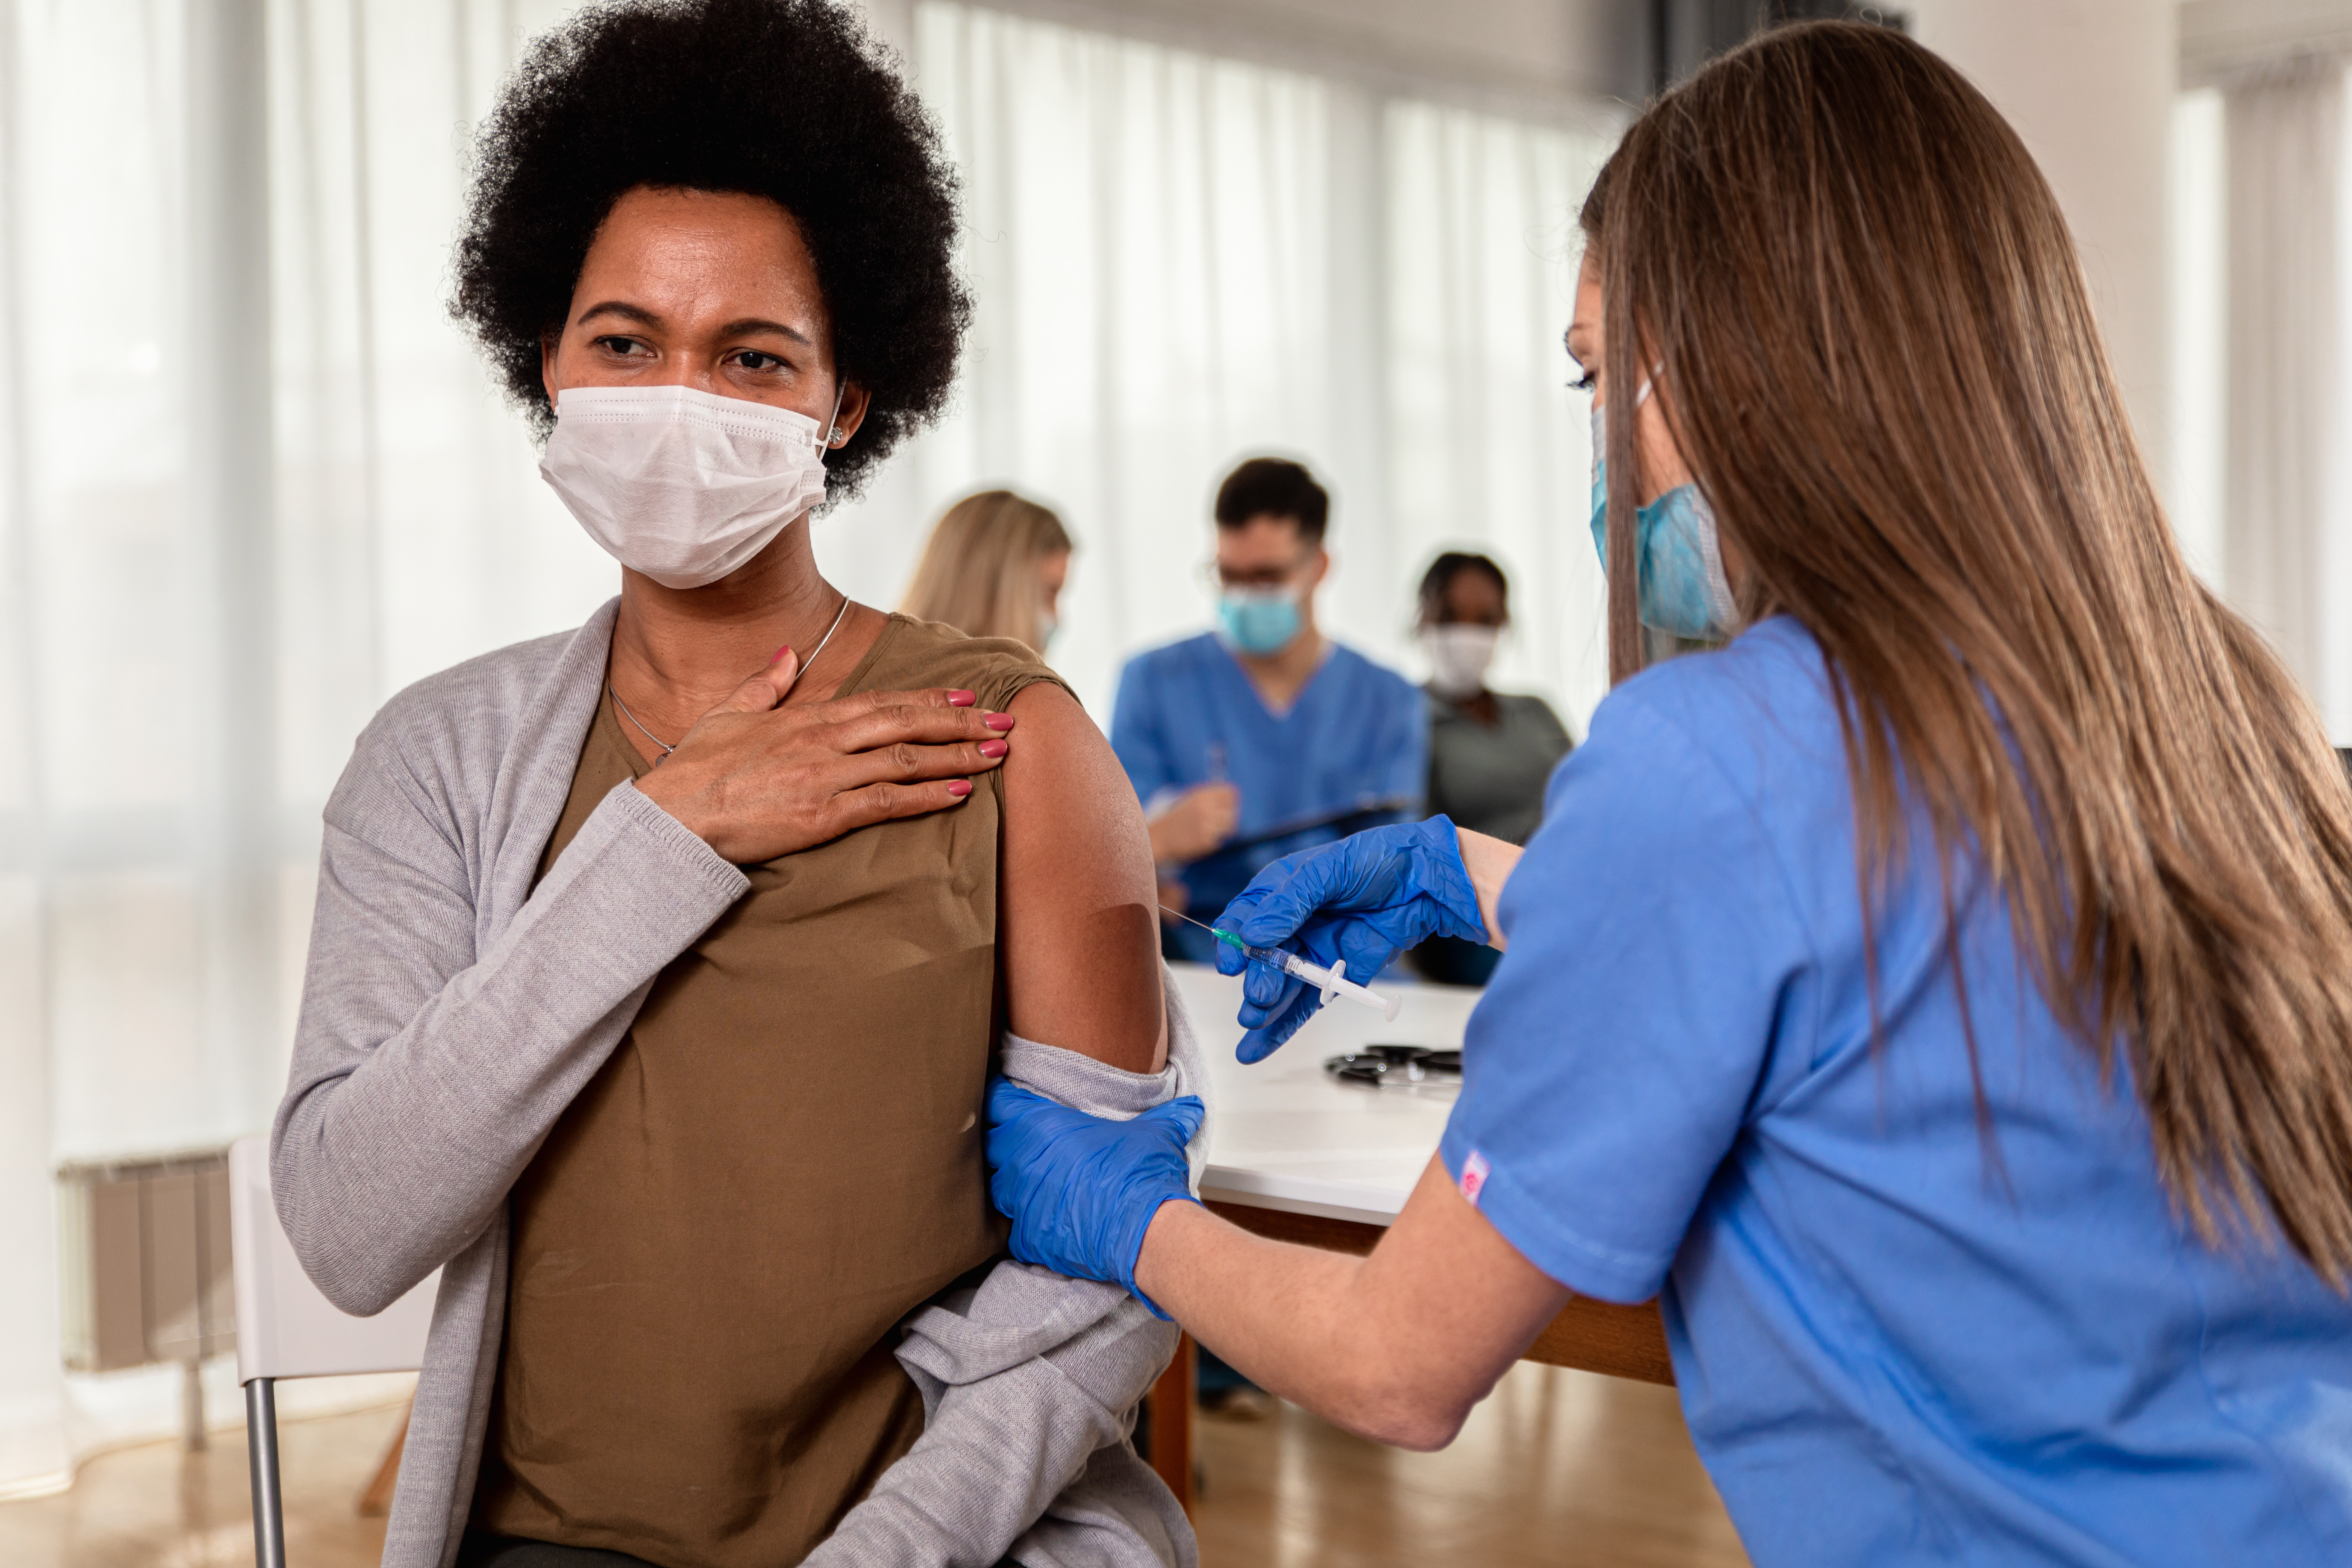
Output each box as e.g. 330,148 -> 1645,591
1586,23 -> 2352,1280
900,489 -> 1073,654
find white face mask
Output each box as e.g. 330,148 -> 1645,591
1420,624 -> 1499,699
539,383 -> 841,590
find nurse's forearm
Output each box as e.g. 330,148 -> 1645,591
1137,1207 -> 1401,1425
1456,829 -> 1522,950
1133,1158 -> 1569,1450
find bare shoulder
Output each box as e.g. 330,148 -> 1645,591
998,682 -> 1168,1073
1005,679 -> 1112,762
1001,683 -> 1149,873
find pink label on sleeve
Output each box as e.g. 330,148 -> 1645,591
1459,1150 -> 1490,1208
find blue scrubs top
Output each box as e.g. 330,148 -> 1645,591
1440,616 -> 2352,1568
1112,632 -> 1425,964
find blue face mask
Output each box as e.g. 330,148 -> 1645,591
1588,399 -> 1738,641
1216,586 -> 1304,655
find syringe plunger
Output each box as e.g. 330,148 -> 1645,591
1234,939 -> 1403,1023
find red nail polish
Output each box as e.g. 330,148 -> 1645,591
978,739 -> 1008,759
947,689 -> 978,706
771,645 -> 794,665
984,714 -> 1015,732
947,779 -> 974,797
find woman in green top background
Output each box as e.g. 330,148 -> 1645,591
1411,552 -> 1572,986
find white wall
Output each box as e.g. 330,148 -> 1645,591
2181,0 -> 2352,82
2169,87 -> 2228,584
1911,0 -> 2178,464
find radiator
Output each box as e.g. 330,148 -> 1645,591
57,1149 -> 237,1374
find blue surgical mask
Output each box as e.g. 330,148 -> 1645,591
1588,398 -> 1737,641
1216,586 -> 1304,655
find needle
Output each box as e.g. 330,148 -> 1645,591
1159,905 -> 1403,1022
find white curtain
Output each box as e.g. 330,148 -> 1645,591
1384,100 -> 1613,726
2220,61 -> 2352,743
0,0 -> 1613,1492
0,0 -> 611,1492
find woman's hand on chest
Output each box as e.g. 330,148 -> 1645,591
635,647 -> 1017,865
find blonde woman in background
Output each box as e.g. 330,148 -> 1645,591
903,489 -> 1073,654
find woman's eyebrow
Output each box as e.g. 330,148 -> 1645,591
576,300 -> 662,329
572,302 -> 812,347
719,316 -> 813,345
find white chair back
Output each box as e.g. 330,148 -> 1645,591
228,1132 -> 440,1568
227,1133 -> 439,1381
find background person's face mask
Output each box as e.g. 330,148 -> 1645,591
1419,625 -> 1498,699
539,382 -> 840,589
1588,394 -> 1738,641
1216,585 -> 1304,655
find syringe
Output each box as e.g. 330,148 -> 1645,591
1161,907 -> 1404,1022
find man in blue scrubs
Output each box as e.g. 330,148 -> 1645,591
1112,457 -> 1425,966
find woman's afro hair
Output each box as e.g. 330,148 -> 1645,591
450,0 -> 969,497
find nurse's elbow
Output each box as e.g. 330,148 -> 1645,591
1382,1410 -> 1471,1453
1342,1376 -> 1475,1452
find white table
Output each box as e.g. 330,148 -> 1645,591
1166,961 -> 1671,1382
1175,961 -> 1472,1225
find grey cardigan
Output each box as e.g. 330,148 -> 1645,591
273,598 -> 1205,1568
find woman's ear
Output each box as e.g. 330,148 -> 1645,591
828,379 -> 873,447
540,332 -> 562,408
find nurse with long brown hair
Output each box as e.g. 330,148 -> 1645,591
984,22 -> 2352,1567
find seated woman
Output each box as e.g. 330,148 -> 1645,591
269,5 -> 1190,1567
901,489 -> 1075,657
1410,552 -> 1572,986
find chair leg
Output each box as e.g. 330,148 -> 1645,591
246,1378 -> 287,1568
1146,1335 -> 1196,1513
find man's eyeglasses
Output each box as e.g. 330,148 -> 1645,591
1201,554 -> 1314,593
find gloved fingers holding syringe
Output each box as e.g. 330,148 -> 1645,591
1201,816 -> 1490,1063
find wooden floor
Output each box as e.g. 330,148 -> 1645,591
1193,1363 -> 1749,1568
0,1400 -> 405,1568
0,1364 -> 1748,1567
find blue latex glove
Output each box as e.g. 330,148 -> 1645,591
984,1077 -> 1205,1319
1214,816 -> 1486,1062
